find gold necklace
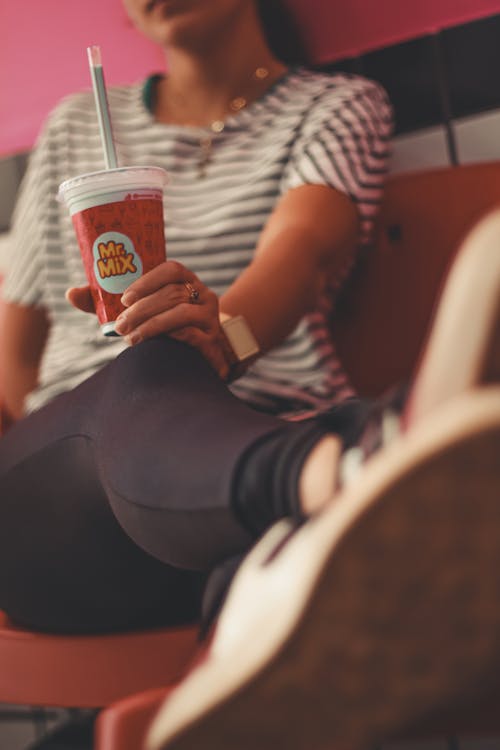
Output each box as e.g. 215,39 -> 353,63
197,66 -> 270,178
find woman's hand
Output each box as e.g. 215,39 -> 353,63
66,286 -> 94,313
67,261 -> 231,379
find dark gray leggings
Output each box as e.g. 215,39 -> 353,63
0,338 -> 303,634
0,337 -> 371,635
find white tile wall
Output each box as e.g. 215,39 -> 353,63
390,125 -> 451,174
389,109 -> 500,176
455,108 -> 500,164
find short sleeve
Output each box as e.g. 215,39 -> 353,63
2,113 -> 60,308
280,76 -> 393,245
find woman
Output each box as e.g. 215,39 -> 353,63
0,0 -> 392,633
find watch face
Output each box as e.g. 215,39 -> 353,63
222,315 -> 259,361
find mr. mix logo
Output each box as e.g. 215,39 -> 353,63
92,231 -> 143,294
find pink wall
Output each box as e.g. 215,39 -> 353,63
1,0 -> 500,155
0,0 -> 164,156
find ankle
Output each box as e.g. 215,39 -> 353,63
232,423 -> 336,535
298,435 -> 342,515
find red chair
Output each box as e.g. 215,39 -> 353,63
94,162 -> 500,749
95,688 -> 171,750
0,611 -> 199,710
332,161 -> 500,397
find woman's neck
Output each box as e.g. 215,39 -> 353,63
154,20 -> 287,127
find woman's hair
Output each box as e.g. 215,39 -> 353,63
256,0 -> 308,66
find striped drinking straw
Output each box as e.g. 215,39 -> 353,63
87,45 -> 118,169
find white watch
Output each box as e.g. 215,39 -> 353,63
220,314 -> 260,363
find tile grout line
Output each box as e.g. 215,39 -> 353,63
430,31 -> 459,166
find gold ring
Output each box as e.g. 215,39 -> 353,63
184,281 -> 199,303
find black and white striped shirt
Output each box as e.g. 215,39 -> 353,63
4,68 -> 392,418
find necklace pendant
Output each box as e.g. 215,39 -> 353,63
198,135 -> 213,179
210,120 -> 225,134
229,96 -> 247,112
194,65 -> 270,178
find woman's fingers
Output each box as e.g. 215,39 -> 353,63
120,297 -> 219,345
116,261 -> 209,335
114,259 -> 229,376
116,262 -> 218,340
116,281 -> 209,335
121,260 -> 197,307
67,261 -> 229,377
65,286 -> 95,313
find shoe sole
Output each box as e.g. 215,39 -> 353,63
147,388 -> 500,750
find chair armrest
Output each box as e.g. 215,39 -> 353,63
94,687 -> 175,750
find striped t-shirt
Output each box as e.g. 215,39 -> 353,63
4,67 -> 392,418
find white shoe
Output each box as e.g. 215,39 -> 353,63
146,386 -> 500,750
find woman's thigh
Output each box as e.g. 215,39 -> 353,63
0,431 -> 206,633
0,337 -> 281,632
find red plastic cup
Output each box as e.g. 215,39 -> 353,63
58,166 -> 168,336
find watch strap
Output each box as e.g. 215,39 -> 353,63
220,314 -> 260,363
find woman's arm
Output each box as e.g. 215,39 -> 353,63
67,183 -> 358,379
123,182 -> 357,354
0,302 -> 50,420
219,183 -> 358,352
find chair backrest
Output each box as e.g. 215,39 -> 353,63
331,162 -> 500,397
